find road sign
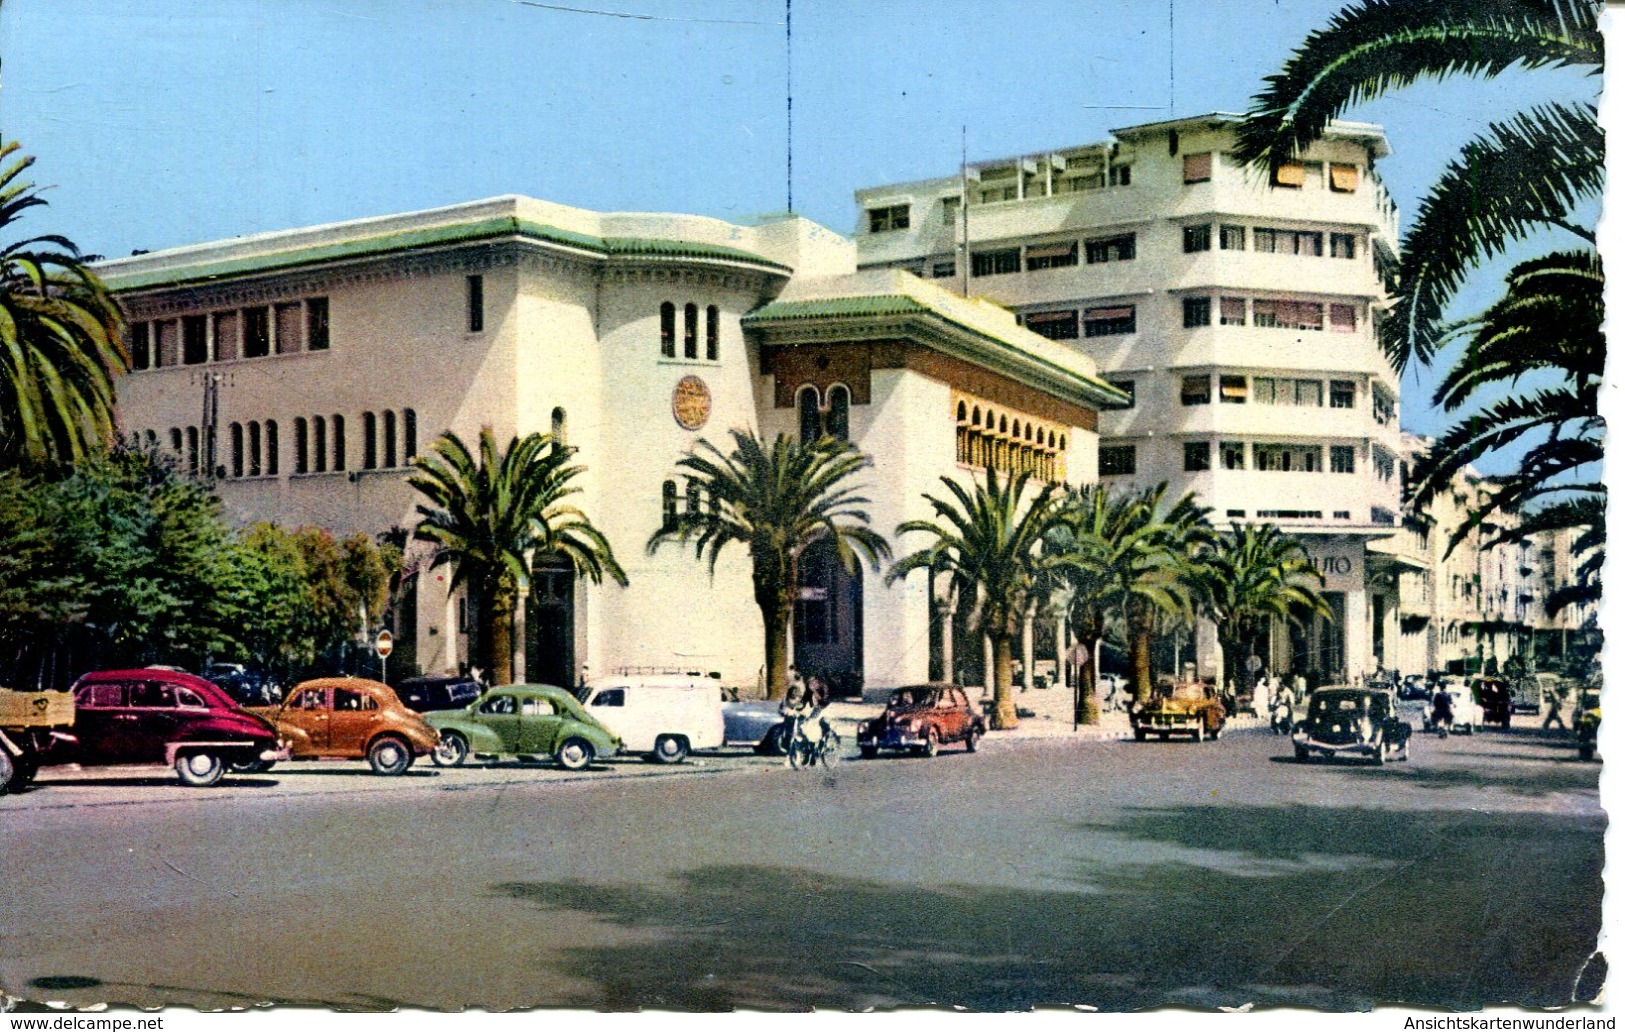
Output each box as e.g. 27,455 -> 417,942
375,630 -> 394,658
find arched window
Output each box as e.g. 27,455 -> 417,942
797,386 -> 821,444
659,302 -> 676,358
265,420 -> 279,476
999,415 -> 1008,435
294,418 -> 309,474
1048,430 -> 1056,448
661,480 -> 679,532
229,423 -> 243,478
685,479 -> 701,515
170,428 -> 183,454
383,410 -> 398,468
956,401 -> 967,422
826,384 -> 850,441
363,411 -> 377,469
186,426 -> 200,476
971,406 -> 981,426
403,409 -> 417,461
331,414 -> 346,471
313,417 -> 328,473
683,303 -> 698,359
144,429 -> 158,449
705,304 -> 720,361
248,421 -> 262,477
551,406 -> 567,447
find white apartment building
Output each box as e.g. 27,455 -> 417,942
855,112 -> 1405,687
99,196 -> 1120,696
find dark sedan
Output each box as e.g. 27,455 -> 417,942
395,676 -> 484,714
858,684 -> 985,758
721,687 -> 787,754
1293,686 -> 1411,765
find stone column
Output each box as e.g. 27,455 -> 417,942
983,635 -> 995,697
938,591 -> 957,684
444,588 -> 459,674
1054,614 -> 1067,688
512,587 -> 529,683
1021,607 -> 1036,691
1345,587 -> 1369,685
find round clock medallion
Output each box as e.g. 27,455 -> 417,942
672,375 -> 712,431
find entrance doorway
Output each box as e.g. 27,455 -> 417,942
794,539 -> 864,697
525,561 -> 576,688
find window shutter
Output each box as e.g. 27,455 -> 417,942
1329,163 -> 1359,192
1272,161 -> 1306,188
1182,152 -> 1212,184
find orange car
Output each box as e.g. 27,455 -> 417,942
248,678 -> 439,775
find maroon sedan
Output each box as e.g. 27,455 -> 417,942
59,669 -> 287,787
858,684 -> 986,758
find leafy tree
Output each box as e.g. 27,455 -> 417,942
890,468 -> 1071,729
0,140 -> 127,470
1198,523 -> 1331,700
411,428 -> 624,685
1044,485 -> 1145,725
648,430 -> 888,701
0,470 -> 83,677
1234,0 -> 1602,370
1104,486 -> 1213,704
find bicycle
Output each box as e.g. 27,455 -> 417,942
786,713 -> 841,769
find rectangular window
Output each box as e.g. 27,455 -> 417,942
1082,305 -> 1135,337
1253,377 -> 1279,405
1329,380 -> 1356,409
1329,162 -> 1359,193
1253,299 -> 1323,331
466,275 -> 484,333
1182,224 -> 1211,253
1085,234 -> 1135,264
1330,445 -> 1356,473
306,298 -> 330,350
1219,296 -> 1246,326
1219,375 -> 1248,404
930,260 -> 956,278
1099,445 -> 1136,476
1024,310 -> 1078,340
1219,224 -> 1246,250
1293,231 -> 1323,256
1109,164 -> 1132,187
1061,172 -> 1105,193
1373,388 -> 1396,426
971,248 -> 1020,277
274,302 -> 303,354
1220,441 -> 1246,470
1295,379 -> 1323,407
1253,227 -> 1279,254
1182,152 -> 1213,184
1297,447 -> 1322,472
1272,161 -> 1306,188
1227,509 -> 1246,518
213,311 -> 239,361
1255,444 -> 1287,472
1329,304 -> 1357,332
130,322 -> 151,370
1330,233 -> 1357,259
979,185 -> 1018,204
242,307 -> 270,358
1184,441 -> 1211,472
1183,297 -> 1211,328
1107,379 -> 1136,410
182,315 -> 208,365
941,197 -> 960,225
1181,375 -> 1211,406
868,204 -> 910,233
1025,241 -> 1078,271
706,305 -> 719,361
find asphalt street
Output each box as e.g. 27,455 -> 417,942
0,716 -> 1603,1012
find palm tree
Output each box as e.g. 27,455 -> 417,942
1199,523 -> 1332,702
890,468 -> 1071,730
646,429 -> 889,701
1045,484 -> 1143,725
1112,486 -> 1213,704
410,428 -> 625,685
1234,0 -> 1602,371
0,140 -> 127,470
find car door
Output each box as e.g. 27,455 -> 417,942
329,688 -> 381,757
938,688 -> 968,741
70,681 -> 130,764
283,685 -> 331,754
125,680 -> 183,763
475,693 -> 522,753
516,696 -> 565,755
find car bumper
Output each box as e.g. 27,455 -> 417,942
1294,734 -> 1378,757
858,728 -> 926,749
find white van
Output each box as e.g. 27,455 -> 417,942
576,675 -> 725,763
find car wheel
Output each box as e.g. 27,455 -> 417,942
1295,745 -> 1310,763
432,731 -> 469,768
175,751 -> 226,788
1133,728 -> 1147,742
860,745 -> 879,760
1397,738 -> 1410,762
921,728 -> 940,758
652,734 -> 689,765
1193,723 -> 1205,743
1580,744 -> 1595,761
0,749 -> 14,794
229,758 -> 275,774
11,756 -> 38,790
758,723 -> 790,756
1371,738 -> 1386,766
368,736 -> 414,776
556,737 -> 594,771
965,730 -> 980,753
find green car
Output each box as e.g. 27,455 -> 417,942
427,684 -> 621,771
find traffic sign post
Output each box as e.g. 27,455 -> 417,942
375,630 -> 394,683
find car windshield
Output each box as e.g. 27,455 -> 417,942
889,689 -> 929,709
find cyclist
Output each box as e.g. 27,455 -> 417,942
779,672 -> 828,766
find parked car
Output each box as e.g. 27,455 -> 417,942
857,684 -> 985,758
1435,683 -> 1483,735
248,677 -> 439,775
1131,681 -> 1227,742
395,675 -> 484,714
575,674 -> 725,763
1574,685 -> 1601,762
720,686 -> 788,754
56,669 -> 286,787
1398,675 -> 1431,701
1293,686 -> 1411,765
206,666 -> 283,708
427,683 -> 620,770
1472,676 -> 1513,729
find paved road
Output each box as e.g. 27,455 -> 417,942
0,718 -> 1602,1012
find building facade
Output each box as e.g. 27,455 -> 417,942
100,196 -> 1120,695
854,112 -> 1406,687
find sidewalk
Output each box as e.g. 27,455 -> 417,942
825,683 -> 1265,742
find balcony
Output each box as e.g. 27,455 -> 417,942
1169,248 -> 1381,299
1171,326 -> 1392,378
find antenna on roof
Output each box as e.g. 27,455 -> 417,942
960,125 -> 969,298
785,0 -> 793,214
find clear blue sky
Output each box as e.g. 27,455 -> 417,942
0,0 -> 1603,469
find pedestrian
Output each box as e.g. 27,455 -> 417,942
1541,681 -> 1569,731
1293,671 -> 1307,706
